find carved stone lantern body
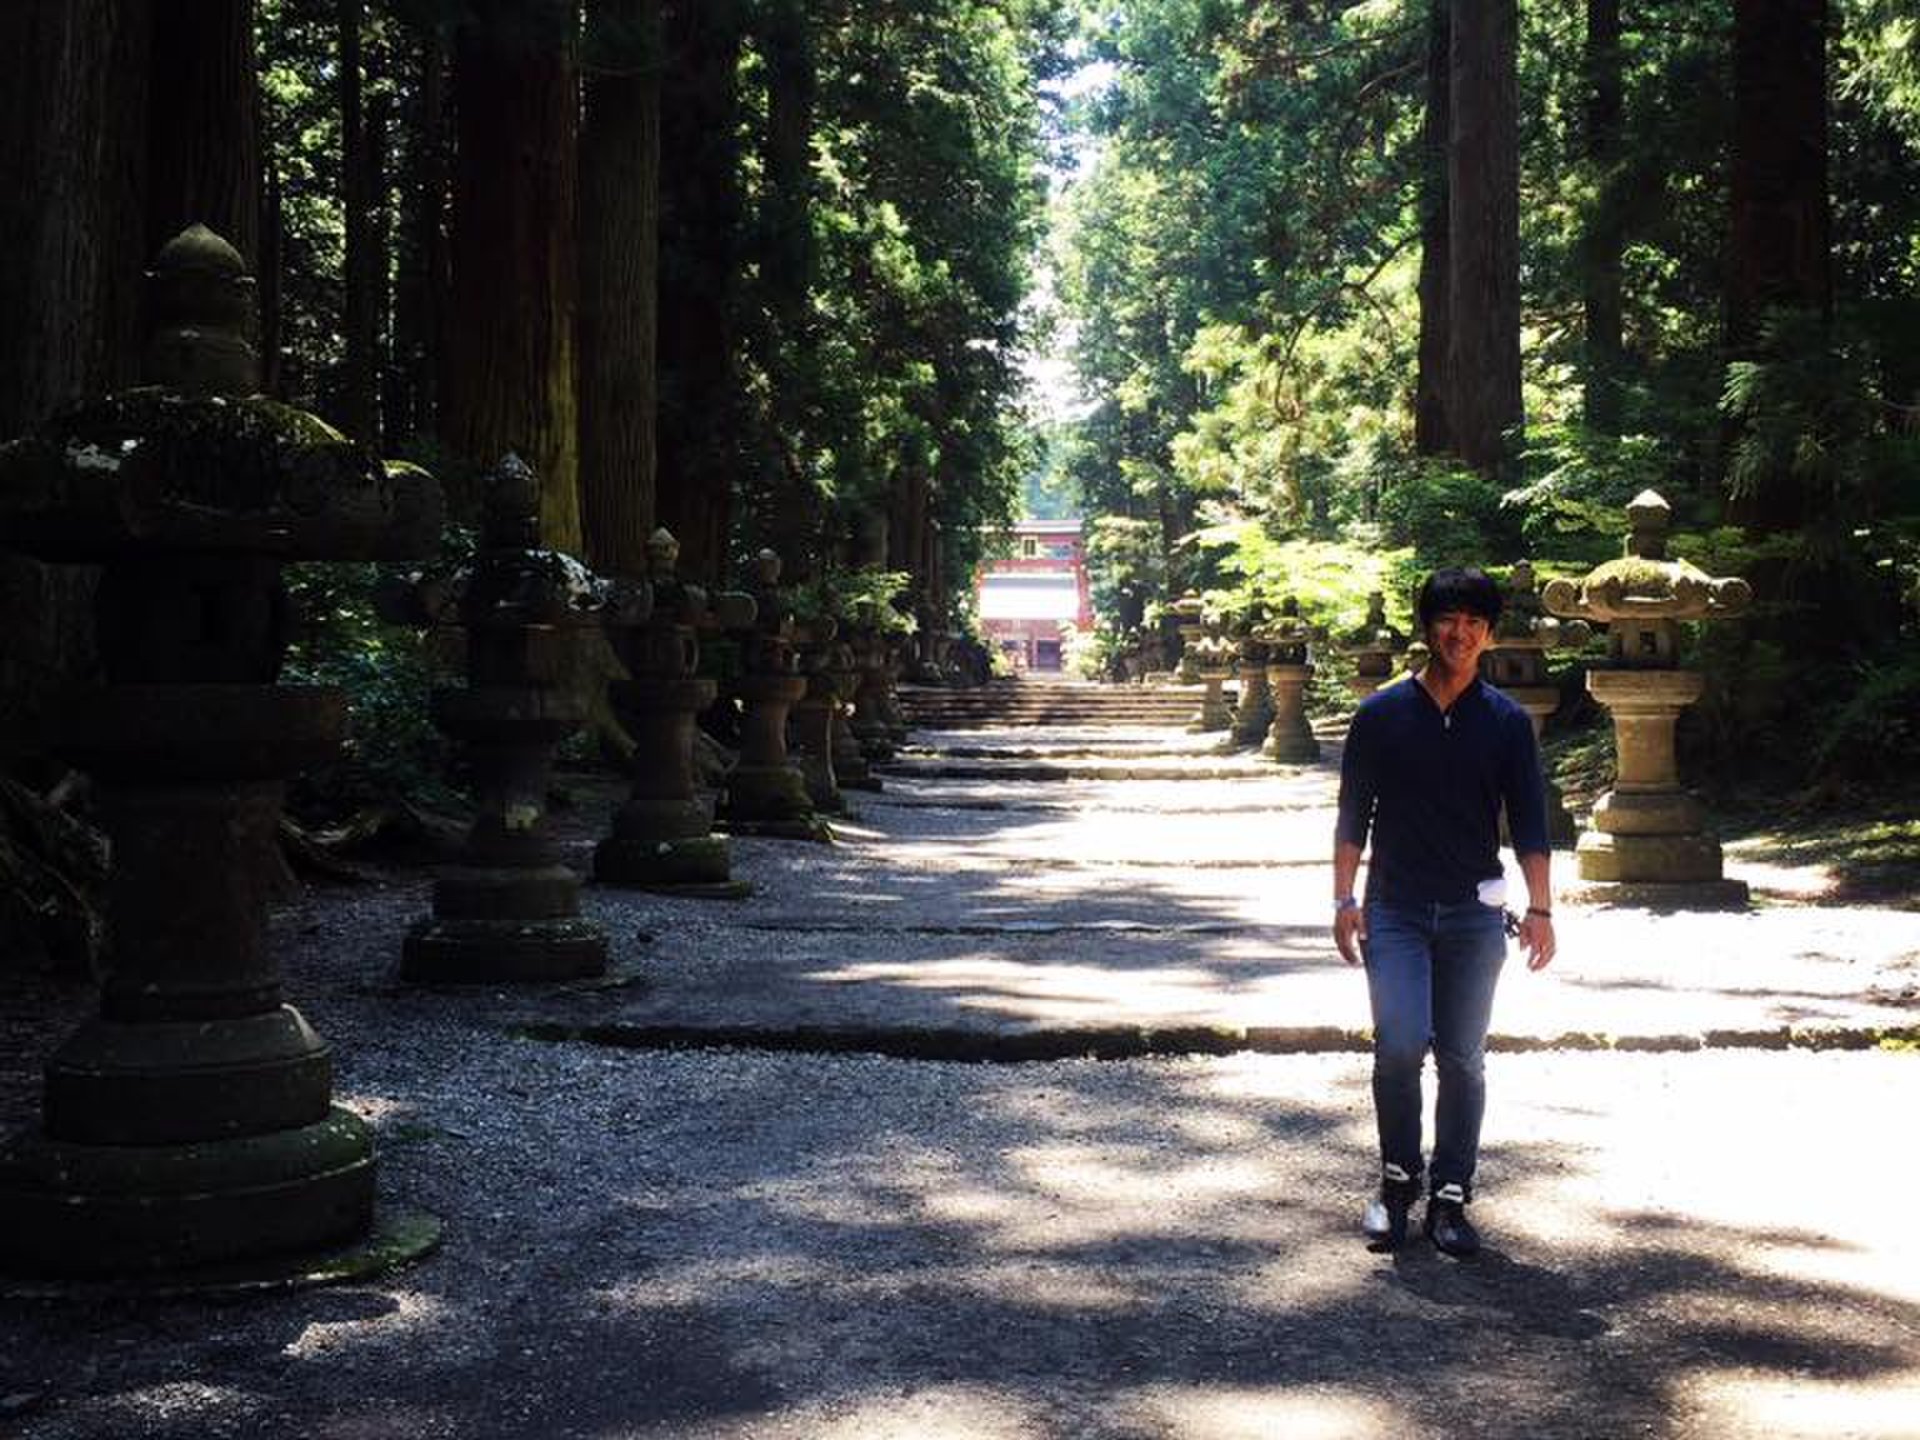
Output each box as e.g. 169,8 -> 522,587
1229,608 -> 1275,747
400,455 -> 612,981
0,225 -> 443,1281
1542,491 -> 1753,903
1187,623 -> 1238,734
1169,590 -> 1206,685
1341,591 -> 1405,701
826,637 -> 880,792
594,528 -> 754,896
718,550 -> 827,841
1257,596 -> 1321,763
790,619 -> 846,815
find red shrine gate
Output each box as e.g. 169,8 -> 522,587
975,518 -> 1094,672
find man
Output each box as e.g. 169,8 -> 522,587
1332,566 -> 1555,1256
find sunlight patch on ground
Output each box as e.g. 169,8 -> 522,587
790,1385 -> 1049,1439
1122,1384 -> 1402,1439
1676,1374 -> 1920,1438
89,1381 -> 269,1430
284,1290 -> 458,1361
810,956 -> 1234,1018
334,1093 -> 412,1125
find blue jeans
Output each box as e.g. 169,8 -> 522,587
1363,898 -> 1507,1198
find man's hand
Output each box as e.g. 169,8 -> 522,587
1519,912 -> 1555,971
1335,905 -> 1367,966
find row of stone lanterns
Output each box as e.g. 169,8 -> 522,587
0,227 -> 916,1289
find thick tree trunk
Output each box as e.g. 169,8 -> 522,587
1726,0 -> 1830,536
0,0 -> 148,723
147,0 -> 260,267
756,0 -> 820,579
0,0 -> 147,434
1582,0 -> 1625,435
444,0 -> 581,552
656,0 -> 746,585
1447,0 -> 1523,475
578,0 -> 661,579
1413,0 -> 1451,457
390,14 -> 450,450
1727,0 -> 1831,353
339,0 -> 378,445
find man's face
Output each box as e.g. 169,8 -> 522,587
1424,608 -> 1494,673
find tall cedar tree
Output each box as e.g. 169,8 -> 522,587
1582,0 -> 1625,435
655,0 -> 746,586
338,0 -> 379,444
0,0 -> 147,434
755,0 -> 819,579
147,0 -> 261,267
1726,0 -> 1831,535
444,0 -> 582,552
0,0 -> 148,713
1447,0 -> 1523,475
578,0 -> 661,577
1413,0 -> 1451,457
389,11 -> 450,448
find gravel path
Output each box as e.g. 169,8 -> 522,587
1,716 -> 1917,1438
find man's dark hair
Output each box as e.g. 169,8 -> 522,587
1416,566 -> 1503,628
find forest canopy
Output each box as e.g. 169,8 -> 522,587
1,0 -> 1916,801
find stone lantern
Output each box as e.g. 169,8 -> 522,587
719,550 -> 828,841
1187,612 -> 1238,734
789,617 -> 847,815
1169,590 -> 1206,684
397,455 -> 614,982
1542,490 -> 1753,903
1340,591 -> 1405,702
1228,603 -> 1276,748
826,634 -> 881,792
844,618 -> 898,765
1481,560 -> 1590,847
595,527 -> 755,896
0,225 -> 442,1281
1257,596 -> 1321,763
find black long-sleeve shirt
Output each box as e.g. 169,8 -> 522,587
1335,675 -> 1550,906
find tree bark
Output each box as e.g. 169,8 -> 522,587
147,0 -> 260,267
655,0 -> 746,585
0,0 -> 148,718
338,0 -> 378,445
444,0 -> 581,553
755,0 -> 820,579
1413,0 -> 1452,457
1447,0 -> 1523,475
1581,0 -> 1625,435
578,0 -> 661,579
390,13 -> 450,450
1727,0 -> 1830,351
1726,0 -> 1830,535
0,0 -> 148,434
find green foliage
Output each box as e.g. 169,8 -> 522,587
733,0 -> 1063,635
1374,463 -> 1515,572
281,558 -> 450,818
1083,514 -> 1164,630
1812,651 -> 1920,796
1508,426 -> 1677,568
787,566 -> 918,635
